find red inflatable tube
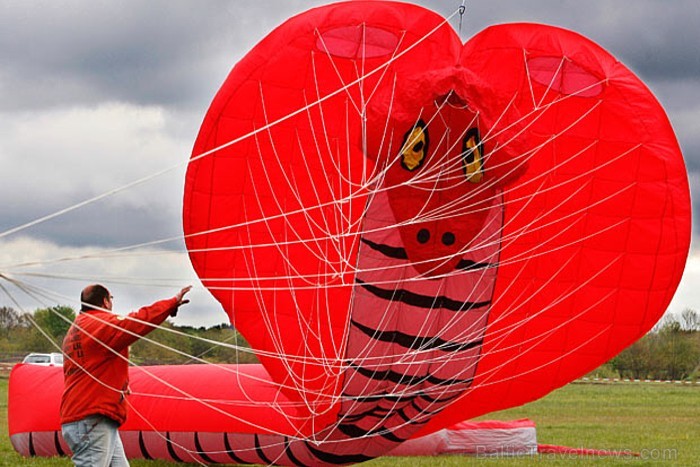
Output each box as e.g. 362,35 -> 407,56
9,363 -> 312,463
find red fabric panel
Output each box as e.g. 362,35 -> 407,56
9,363 -> 300,436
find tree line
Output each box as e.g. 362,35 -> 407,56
606,309 -> 700,381
0,305 -> 258,365
1,305 -> 698,379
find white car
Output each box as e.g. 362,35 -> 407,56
22,352 -> 64,366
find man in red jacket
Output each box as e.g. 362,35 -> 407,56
60,284 -> 191,466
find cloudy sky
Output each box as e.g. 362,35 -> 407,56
1,0 -> 698,329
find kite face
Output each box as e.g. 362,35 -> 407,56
376,104 -> 500,277
183,0 -> 690,449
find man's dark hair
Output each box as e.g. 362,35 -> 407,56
80,284 -> 110,311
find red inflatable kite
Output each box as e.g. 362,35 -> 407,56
10,1 -> 690,465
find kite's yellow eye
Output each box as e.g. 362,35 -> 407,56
400,121 -> 428,171
463,127 -> 484,183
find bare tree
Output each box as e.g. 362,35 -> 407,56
0,306 -> 21,337
680,308 -> 700,331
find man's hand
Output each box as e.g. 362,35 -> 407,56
175,286 -> 192,306
171,286 -> 192,316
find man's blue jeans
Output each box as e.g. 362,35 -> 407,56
61,415 -> 129,467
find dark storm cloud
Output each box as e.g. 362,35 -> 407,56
0,1 -> 323,111
0,196 -> 181,250
587,2 -> 700,81
0,1 -> 219,110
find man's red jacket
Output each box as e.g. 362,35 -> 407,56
60,298 -> 178,426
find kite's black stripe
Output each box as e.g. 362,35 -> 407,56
418,391 -> 461,405
138,431 -> 153,460
283,436 -> 307,467
378,428 -> 406,445
409,398 -> 446,417
343,392 -> 410,403
54,431 -> 65,457
166,432 -> 184,463
350,363 -> 474,387
194,432 -> 216,464
349,364 -> 426,386
254,434 -> 274,465
360,237 -> 408,259
360,238 -> 495,273
337,423 -> 406,443
351,318 -> 483,352
223,433 -> 250,464
410,386 -> 471,416
456,259 -> 495,271
396,408 -> 413,423
28,432 -> 36,457
305,440 -> 374,465
340,406 -> 391,422
395,408 -> 432,429
343,388 -> 463,405
356,278 -> 490,312
431,375 -> 474,387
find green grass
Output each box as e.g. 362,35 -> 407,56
2,377 -> 699,466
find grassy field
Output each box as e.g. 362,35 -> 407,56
2,376 -> 699,466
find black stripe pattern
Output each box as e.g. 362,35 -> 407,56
194,432 -> 216,464
223,433 -> 251,464
360,237 -> 408,259
28,432 -> 36,457
54,431 -> 65,457
348,363 -> 474,387
456,258 -> 495,270
138,431 -> 153,460
356,278 -> 491,312
351,318 -> 484,352
165,432 -> 183,462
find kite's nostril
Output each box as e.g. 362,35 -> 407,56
417,229 -> 430,244
442,232 -> 456,246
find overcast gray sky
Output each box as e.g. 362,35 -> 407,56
1,0 -> 698,327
